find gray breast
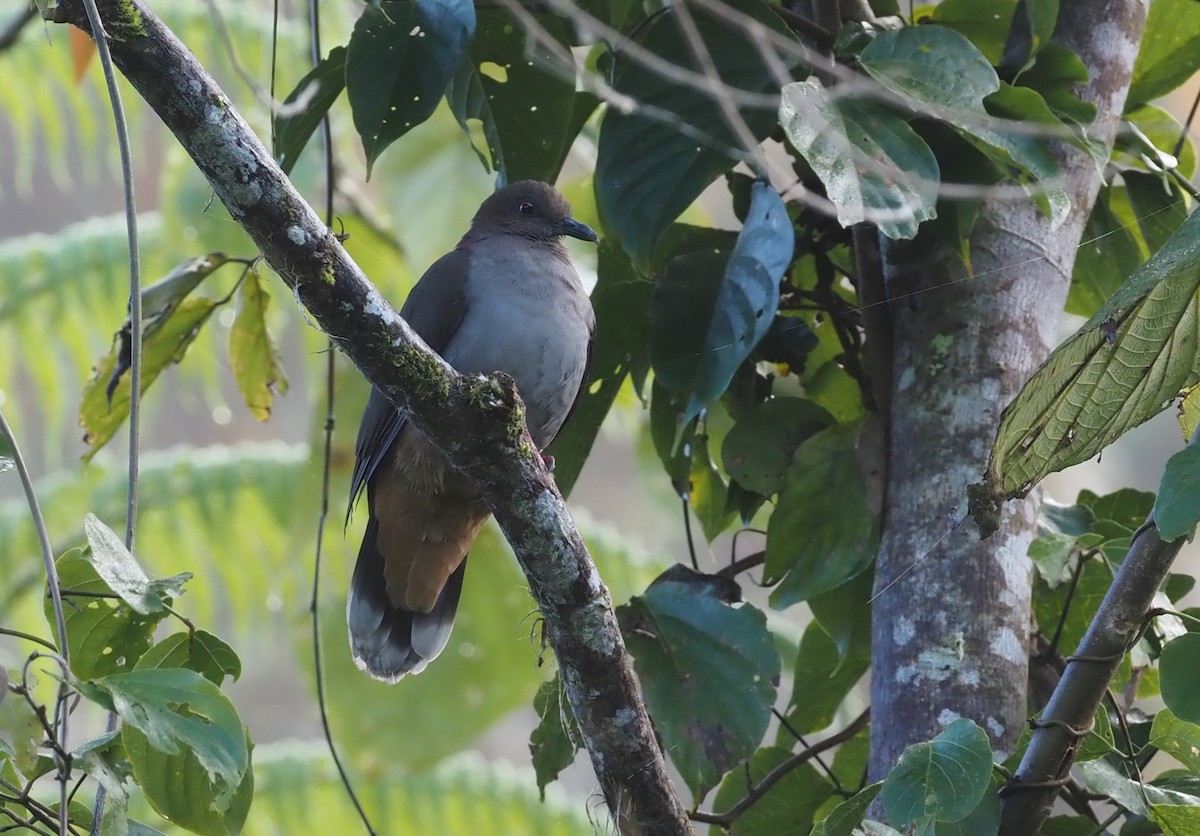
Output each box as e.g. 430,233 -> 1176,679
443,240 -> 593,448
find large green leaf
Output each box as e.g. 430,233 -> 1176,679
595,0 -> 799,267
617,566 -> 780,799
766,423 -> 880,608
1128,0 -> 1200,109
445,10 -> 586,184
1067,184 -> 1146,317
782,620 -> 870,735
346,0 -> 476,175
859,25 -> 1068,227
1162,633 -> 1200,726
722,397 -> 834,497
650,182 -> 793,425
928,0 -> 1016,65
811,783 -> 882,836
977,207 -> 1200,516
880,719 -> 992,826
779,80 -> 939,239
1155,443 -> 1200,541
1150,709 -> 1200,774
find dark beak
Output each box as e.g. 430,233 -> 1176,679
557,216 -> 598,243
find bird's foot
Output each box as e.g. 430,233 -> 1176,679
541,453 -> 556,472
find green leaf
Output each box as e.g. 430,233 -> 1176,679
782,620 -> 870,734
711,747 -> 834,834
929,0 -> 1016,65
1155,804 -> 1200,832
1075,705 -> 1115,762
82,669 -> 250,814
1150,709 -> 1200,774
1126,171 -> 1188,255
650,183 -> 793,424
881,719 -> 993,825
1017,44 -> 1097,127
446,10 -> 585,184
229,272 -> 288,421
1162,633 -> 1200,725
529,674 -> 580,799
689,436 -> 736,541
1067,184 -> 1145,317
780,80 -> 939,239
812,783 -> 882,836
273,46 -> 347,175
347,0 -> 476,176
860,26 -> 1068,227
980,207 -> 1200,508
137,631 -> 242,687
1156,443 -> 1200,541
722,397 -> 834,497
617,566 -> 781,799
1128,0 -> 1200,109
595,0 -> 799,267
49,549 -> 167,679
1120,105 -> 1197,179
80,296 -> 219,461
1032,557 -> 1113,655
1078,758 -> 1200,816
767,423 -> 880,608
83,513 -> 191,615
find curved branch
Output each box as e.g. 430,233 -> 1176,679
44,2 -> 691,833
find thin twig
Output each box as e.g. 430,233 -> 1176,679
303,0 -> 375,830
0,627 -> 58,652
0,410 -> 70,836
75,0 -> 141,831
690,708 -> 870,826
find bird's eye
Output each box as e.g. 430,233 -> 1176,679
518,200 -> 535,216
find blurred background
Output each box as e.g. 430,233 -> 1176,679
0,1 -> 1196,832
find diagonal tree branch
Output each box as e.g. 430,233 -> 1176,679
45,2 -> 691,833
997,435 -> 1198,833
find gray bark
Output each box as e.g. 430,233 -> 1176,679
869,0 -> 1148,778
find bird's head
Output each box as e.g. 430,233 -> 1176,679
472,180 -> 598,244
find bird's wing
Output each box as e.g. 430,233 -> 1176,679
347,249 -> 473,518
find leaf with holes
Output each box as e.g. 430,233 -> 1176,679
48,549 -> 166,680
79,668 -> 250,814
595,0 -> 800,267
445,10 -> 587,184
650,182 -> 793,425
617,566 -> 780,799
138,631 -> 242,688
880,719 -> 993,825
347,0 -> 475,176
83,513 -> 190,615
780,80 -> 939,239
975,207 -> 1200,523
859,25 -> 1068,227
529,673 -> 581,799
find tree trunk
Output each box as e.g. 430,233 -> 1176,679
869,0 -> 1149,777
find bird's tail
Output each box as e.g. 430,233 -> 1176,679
347,517 -> 466,682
